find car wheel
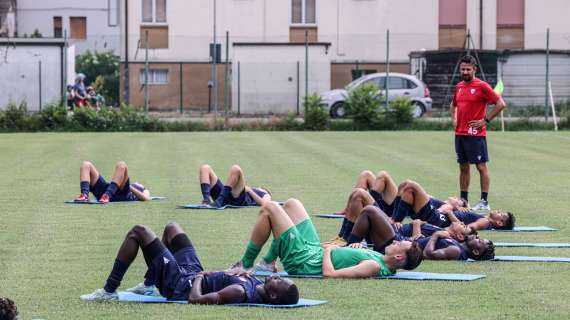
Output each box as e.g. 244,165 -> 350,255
330,102 -> 347,118
411,102 -> 425,118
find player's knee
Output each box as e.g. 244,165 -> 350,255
362,205 -> 381,217
376,170 -> 389,178
164,222 -> 181,234
350,188 -> 367,197
130,224 -> 150,237
200,164 -> 211,172
230,164 -> 242,174
282,198 -> 301,211
359,170 -> 374,178
116,161 -> 128,170
81,161 -> 93,169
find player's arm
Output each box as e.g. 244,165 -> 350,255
423,231 -> 461,260
245,186 -> 271,206
412,220 -> 426,240
450,100 -> 457,128
130,186 -> 151,201
468,218 -> 491,231
322,246 -> 380,278
440,206 -> 460,223
485,96 -> 506,122
188,274 -> 246,305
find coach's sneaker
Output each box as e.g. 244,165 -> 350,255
80,288 -> 118,301
126,282 -> 159,296
98,194 -> 111,204
74,194 -> 89,202
254,260 -> 278,273
472,200 -> 491,212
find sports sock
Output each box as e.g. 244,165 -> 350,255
341,220 -> 355,241
262,240 -> 279,264
460,191 -> 469,203
104,182 -> 119,197
104,259 -> 130,293
200,183 -> 211,201
481,192 -> 488,202
392,200 -> 412,222
241,241 -> 262,268
80,181 -> 90,195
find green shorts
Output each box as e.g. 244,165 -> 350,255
277,219 -> 324,275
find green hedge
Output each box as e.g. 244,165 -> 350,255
0,101 -> 566,132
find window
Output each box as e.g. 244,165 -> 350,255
351,69 -> 376,81
53,16 -> 62,38
438,0 -> 466,48
143,0 -> 167,24
108,0 -> 119,26
70,17 -> 87,39
377,77 -> 407,90
497,0 -> 524,49
291,0 -> 316,24
140,69 -> 169,85
406,79 -> 418,89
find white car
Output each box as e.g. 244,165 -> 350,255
320,73 -> 433,118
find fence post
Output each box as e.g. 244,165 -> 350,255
237,61 -> 241,116
305,30 -> 309,112
39,60 -> 42,111
544,28 -> 550,122
144,30 -> 149,114
385,29 -> 390,110
225,30 -> 230,125
63,30 -> 68,107
297,61 -> 300,115
179,62 -> 183,113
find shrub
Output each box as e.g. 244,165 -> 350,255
303,94 -> 328,130
382,97 -> 414,129
0,100 -> 30,131
75,51 -> 120,106
344,82 -> 383,129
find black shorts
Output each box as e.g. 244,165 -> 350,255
455,135 -> 488,164
90,175 -> 136,201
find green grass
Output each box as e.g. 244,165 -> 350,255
1,131 -> 570,319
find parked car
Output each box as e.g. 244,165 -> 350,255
320,72 -> 433,118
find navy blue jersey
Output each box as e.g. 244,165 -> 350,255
398,223 -> 444,238
453,210 -> 489,229
201,272 -> 264,304
416,237 -> 469,260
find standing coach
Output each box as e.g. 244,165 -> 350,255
450,55 -> 506,212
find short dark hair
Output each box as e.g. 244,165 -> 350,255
274,283 -> 299,305
494,212 -> 515,230
460,55 -> 478,67
403,241 -> 424,270
0,297 -> 18,320
469,240 -> 495,261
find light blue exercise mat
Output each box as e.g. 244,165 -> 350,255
178,202 -> 284,210
114,292 -> 327,308
314,213 -> 344,219
467,256 -> 570,263
253,271 -> 485,281
65,196 -> 166,204
490,226 -> 557,232
495,242 -> 570,248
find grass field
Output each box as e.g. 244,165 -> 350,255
1,131 -> 570,319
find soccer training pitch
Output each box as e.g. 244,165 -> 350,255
1,131 -> 569,319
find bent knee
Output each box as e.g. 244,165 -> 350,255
116,161 -> 128,170
81,161 -> 93,168
230,164 -> 243,174
130,224 -> 149,236
282,198 -> 301,210
200,164 -> 212,171
164,222 -> 181,232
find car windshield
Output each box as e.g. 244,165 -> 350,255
345,78 -> 365,91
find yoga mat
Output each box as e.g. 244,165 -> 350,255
494,242 -> 570,248
467,256 -> 570,263
178,202 -> 283,210
253,271 -> 485,281
65,196 -> 166,204
114,292 -> 326,308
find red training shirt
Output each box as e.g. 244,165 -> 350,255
452,78 -> 500,137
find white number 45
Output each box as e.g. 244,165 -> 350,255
468,127 -> 478,135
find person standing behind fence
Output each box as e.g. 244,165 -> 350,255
73,73 -> 88,108
449,55 -> 506,212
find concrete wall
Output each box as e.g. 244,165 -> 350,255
501,52 -> 570,106
525,0 -> 570,49
0,39 -> 71,111
232,44 -> 330,114
16,0 -> 120,53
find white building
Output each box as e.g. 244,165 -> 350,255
0,38 -> 75,111
1,0 -> 120,53
118,0 -> 570,112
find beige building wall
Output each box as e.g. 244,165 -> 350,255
525,0 -> 570,49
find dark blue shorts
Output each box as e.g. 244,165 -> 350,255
90,176 -> 136,201
455,135 -> 488,164
225,189 -> 256,206
146,245 -> 204,301
210,179 -> 224,200
416,199 -> 448,227
369,190 -> 395,217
